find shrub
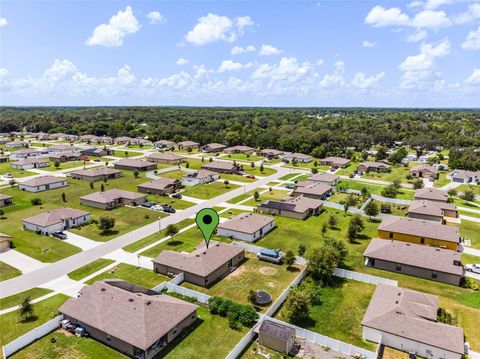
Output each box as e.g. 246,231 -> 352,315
31,198 -> 42,205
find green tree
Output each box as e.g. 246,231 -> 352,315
364,200 -> 379,219
250,161 -> 255,168
54,160 -> 60,168
321,223 -> 327,236
461,189 -> 475,202
311,167 -> 318,174
101,183 -> 105,192
328,214 -> 337,228
89,181 -> 94,189
133,170 -> 140,178
348,214 -> 365,242
253,191 -> 260,201
224,180 -> 230,188
247,290 -> 257,304
392,177 -> 401,188
307,246 -> 340,284
18,296 -> 34,321
285,286 -> 311,323
98,217 -> 115,234
260,163 -> 264,172
381,184 -> 398,198
298,243 -> 306,257
284,250 -> 296,268
166,224 -> 179,242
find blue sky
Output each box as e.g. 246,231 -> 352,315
0,0 -> 479,107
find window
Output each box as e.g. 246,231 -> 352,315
420,237 -> 425,244
389,232 -> 394,239
431,271 -> 438,279
396,264 -> 401,271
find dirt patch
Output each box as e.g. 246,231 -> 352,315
58,328 -> 74,337
267,282 -> 276,288
259,266 -> 277,276
226,265 -> 247,279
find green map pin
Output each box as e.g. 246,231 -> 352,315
196,208 -> 219,249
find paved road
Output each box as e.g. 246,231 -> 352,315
0,167 -> 290,298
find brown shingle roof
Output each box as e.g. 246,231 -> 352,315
70,168 -> 121,177
0,193 -> 13,200
358,161 -> 390,169
201,161 -> 238,171
218,213 -> 274,234
147,153 -> 185,161
13,158 -> 49,166
80,189 -> 146,204
408,200 -> 445,218
21,176 -> 66,187
138,178 -> 178,191
364,238 -> 464,276
414,187 -> 448,202
411,164 -> 438,174
153,241 -> 244,277
293,181 -> 332,197
320,156 -> 351,166
308,172 -> 339,183
362,285 -> 464,354
115,158 -> 156,168
60,280 -> 198,350
23,208 -> 89,227
378,217 -> 459,243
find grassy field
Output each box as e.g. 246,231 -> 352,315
275,277 -> 377,350
335,162 -> 359,176
462,253 -> 480,265
0,162 -> 36,178
112,150 -> 143,158
123,218 -> 195,253
328,192 -> 365,208
228,188 -> 290,206
337,179 -> 415,200
219,173 -> 256,183
181,181 -> 240,199
183,253 -> 302,311
0,287 -> 52,310
371,200 -> 408,217
456,184 -> 480,196
360,164 -> 414,184
160,169 -> 188,180
223,153 -> 263,162
67,259 -> 115,280
0,261 -> 22,281
0,294 -> 69,346
43,160 -> 106,172
243,166 -> 276,177
433,171 -> 450,188
459,210 -> 480,219
85,263 -> 169,288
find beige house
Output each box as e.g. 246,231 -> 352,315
201,161 -> 244,174
224,145 -> 255,154
137,178 -> 181,195
407,200 -> 457,223
23,208 -> 90,235
154,140 -> 176,148
414,187 -> 449,202
217,213 -> 275,242
153,241 -> 244,287
256,195 -> 323,220
146,153 -> 186,165
362,285 -> 464,359
11,158 -> 50,170
0,193 -> 13,207
258,149 -> 284,159
292,181 -> 333,200
258,320 -> 295,354
49,151 -> 81,162
5,140 -> 27,148
114,158 -> 157,171
70,168 -> 122,182
177,141 -> 200,150
319,156 -> 351,168
60,280 -> 198,359
356,162 -> 391,173
410,164 -> 439,179
364,238 -> 464,286
18,176 -> 68,193
80,189 -> 146,209
202,143 -> 227,153
307,172 -> 339,185
0,232 -> 12,252
282,152 -> 312,163
181,170 -> 219,186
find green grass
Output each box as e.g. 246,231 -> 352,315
328,192 -> 365,208
85,263 -> 169,288
0,294 -> 69,346
43,160 -> 106,172
456,184 -> 480,196
240,341 -> 287,359
459,219 -> 480,249
0,162 -> 36,178
219,173 -> 256,183
67,259 -> 115,280
241,189 -> 290,207
183,253 -> 302,311
372,200 -> 408,217
433,171 -> 450,188
182,157 -> 207,170
459,210 -> 480,219
112,150 -> 143,158
0,261 -> 22,281
181,181 -> 240,199
159,169 -> 188,180
275,277 -> 377,350
452,198 -> 480,208
10,330 -> 128,359
279,173 -> 299,181
337,179 -> 414,200
123,218 -> 195,253
360,164 -> 414,184
462,253 -> 480,265
243,166 -> 276,177
0,288 -> 52,310
223,153 -> 263,162
335,162 -> 359,176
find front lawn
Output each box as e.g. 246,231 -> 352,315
85,263 -> 169,288
219,173 -> 256,183
275,276 -> 377,350
0,294 -> 69,346
0,261 -> 22,281
0,162 -> 36,178
360,165 -> 413,184
456,184 -> 480,196
43,160 -> 106,172
112,150 -> 143,158
243,166 -> 277,177
459,219 -> 480,249
182,253 -> 302,311
67,258 -> 115,281
240,189 -> 290,207
181,181 -> 240,199
433,171 -> 450,188
0,287 -> 52,310
337,179 -> 414,200
223,153 -> 263,162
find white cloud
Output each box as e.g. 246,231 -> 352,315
218,60 -> 244,72
85,6 -> 140,47
146,11 -> 166,24
352,72 -> 385,89
0,68 -> 9,78
176,58 -> 189,65
320,61 -> 346,88
185,13 -> 254,46
462,26 -> 480,50
408,1 -> 424,8
399,39 -> 451,88
316,59 -> 324,67
365,6 -> 410,27
362,40 -> 376,48
454,3 -> 480,24
231,45 -> 256,55
259,44 -> 283,56
252,57 -> 310,82
407,29 -> 428,42
465,68 -> 480,85
0,18 -> 7,27
424,0 -> 453,10
411,10 -> 451,28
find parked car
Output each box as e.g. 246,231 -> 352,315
151,204 -> 164,211
257,248 -> 283,264
52,231 -> 67,239
163,207 -> 176,213
141,201 -> 157,208
171,193 -> 182,199
285,184 -> 295,189
245,175 -> 255,179
4,173 -> 13,178
466,264 -> 480,274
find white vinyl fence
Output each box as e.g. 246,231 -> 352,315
2,315 -> 63,358
334,268 -> 397,286
225,328 -> 258,359
169,272 -> 184,285
265,268 -> 308,317
152,281 -> 211,304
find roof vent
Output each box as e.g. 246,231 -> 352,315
216,243 -> 220,247
129,298 -> 134,302
101,288 -> 106,292
146,301 -> 151,305
435,248 -> 440,251
196,254 -> 200,257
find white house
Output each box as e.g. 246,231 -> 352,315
217,213 -> 275,242
18,176 -> 68,192
406,154 -> 418,161
181,170 -> 219,186
11,158 -> 50,170
23,208 -> 90,235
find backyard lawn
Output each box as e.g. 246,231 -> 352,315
243,166 -> 277,177
371,200 -> 408,217
43,160 -> 107,172
433,171 -> 450,188
360,164 -> 414,184
456,184 -> 480,196
183,253 -> 302,311
228,188 -> 290,206
160,169 -> 188,180
0,287 -> 52,310
327,192 -> 365,208
85,263 -> 169,288
337,179 -> 415,200
275,276 -> 377,350
112,150 -> 143,158
67,259 -> 115,281
0,162 -> 36,178
181,181 -> 240,199
0,261 -> 22,281
0,294 -> 69,346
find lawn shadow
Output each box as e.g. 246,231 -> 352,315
100,230 -> 119,237
18,315 -> 39,323
167,240 -> 184,247
286,266 -> 300,273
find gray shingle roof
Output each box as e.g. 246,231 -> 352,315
217,213 -> 274,234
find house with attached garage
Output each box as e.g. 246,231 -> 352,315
146,152 -> 186,165
11,158 -> 50,170
80,147 -> 114,157
256,195 -> 323,220
0,193 -> 13,207
114,158 -> 157,171
282,152 -> 312,163
8,148 -> 41,160
60,280 -> 198,359
356,161 -> 391,174
137,178 -> 181,195
70,168 -> 122,182
362,285 -> 465,359
5,140 -> 28,149
153,140 -> 176,149
447,169 -> 480,184
80,189 -> 146,210
413,187 -> 449,203
377,216 -> 460,251
201,161 -> 244,174
114,136 -> 134,145
292,181 -> 333,200
202,143 -> 227,153
18,176 -> 68,192
319,156 -> 351,169
258,149 -> 284,159
181,170 -> 219,186
48,144 -> 80,153
306,172 -> 339,185
177,140 -> 200,150
407,200 -> 457,223
224,145 -> 255,154
23,207 -> 90,235
217,213 -> 275,242
410,164 -> 438,179
153,241 -> 244,287
49,151 -> 81,163
364,238 -> 465,286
